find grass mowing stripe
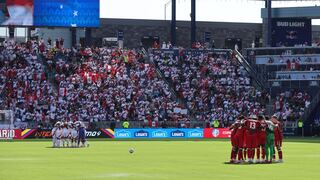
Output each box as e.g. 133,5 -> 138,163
0,140 -> 319,180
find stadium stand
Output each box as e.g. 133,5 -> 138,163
0,40 -> 54,126
0,39 -> 319,131
40,45 -> 191,128
150,49 -> 269,127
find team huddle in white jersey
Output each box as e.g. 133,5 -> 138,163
51,121 -> 88,148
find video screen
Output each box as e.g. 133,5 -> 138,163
0,0 -> 100,27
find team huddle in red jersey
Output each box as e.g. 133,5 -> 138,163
229,115 -> 283,164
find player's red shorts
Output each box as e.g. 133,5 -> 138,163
243,133 -> 247,148
274,137 -> 282,147
258,132 -> 266,146
246,133 -> 258,148
231,136 -> 237,147
274,131 -> 282,147
233,134 -> 244,148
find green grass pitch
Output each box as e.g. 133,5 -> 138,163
0,138 -> 319,180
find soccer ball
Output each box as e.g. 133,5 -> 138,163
129,148 -> 134,154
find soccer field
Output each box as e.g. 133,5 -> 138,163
0,139 -> 319,180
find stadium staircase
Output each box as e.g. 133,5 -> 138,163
234,50 -> 267,90
37,54 -> 59,92
303,90 -> 320,123
233,50 -> 275,115
145,49 -> 191,114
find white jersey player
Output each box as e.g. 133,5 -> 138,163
62,123 -> 71,147
54,124 -> 63,148
51,124 -> 58,148
71,124 -> 78,147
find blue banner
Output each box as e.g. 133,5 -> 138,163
34,0 -> 100,27
114,129 -> 204,139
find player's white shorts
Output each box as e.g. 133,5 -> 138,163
62,129 -> 70,138
71,130 -> 78,139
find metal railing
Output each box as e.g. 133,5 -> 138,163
303,89 -> 320,123
234,49 -> 266,90
144,48 -> 180,102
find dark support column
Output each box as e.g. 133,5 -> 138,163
267,0 -> 272,47
71,28 -> 77,47
191,0 -> 196,47
171,0 -> 176,46
27,28 -> 31,40
9,26 -> 14,38
85,28 -> 92,47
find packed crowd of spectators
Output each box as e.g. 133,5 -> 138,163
0,39 -> 316,129
0,40 -> 54,125
150,50 -> 270,127
45,48 -> 185,127
0,39 -> 189,128
273,90 -> 310,121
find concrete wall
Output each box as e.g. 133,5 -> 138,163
38,28 -> 72,48
34,18 -> 320,48
92,18 -> 263,48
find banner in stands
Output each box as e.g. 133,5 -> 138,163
20,128 -> 114,139
152,49 -> 229,57
203,128 -> 231,138
271,18 -> 311,47
0,129 -> 21,139
114,128 -> 204,138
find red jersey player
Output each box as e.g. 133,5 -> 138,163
256,115 -> 267,163
235,116 -> 246,163
244,115 -> 261,163
229,116 -> 245,163
229,119 -> 240,163
272,116 -> 283,163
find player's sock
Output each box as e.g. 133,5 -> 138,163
266,146 -> 270,161
272,147 -> 276,160
249,149 -> 252,160
238,148 -> 243,161
278,150 -> 283,160
230,149 -> 234,161
232,150 -> 236,161
262,147 -> 266,160
57,140 -> 60,148
244,148 -> 247,160
252,148 -> 255,160
256,148 -> 260,161
270,145 -> 275,162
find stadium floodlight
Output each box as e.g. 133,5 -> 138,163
164,0 -> 171,20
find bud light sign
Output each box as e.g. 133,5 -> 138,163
271,18 -> 311,47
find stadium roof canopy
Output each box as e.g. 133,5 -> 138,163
251,0 -> 320,2
261,6 -> 320,18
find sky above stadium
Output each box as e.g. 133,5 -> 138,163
101,0 -> 320,24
